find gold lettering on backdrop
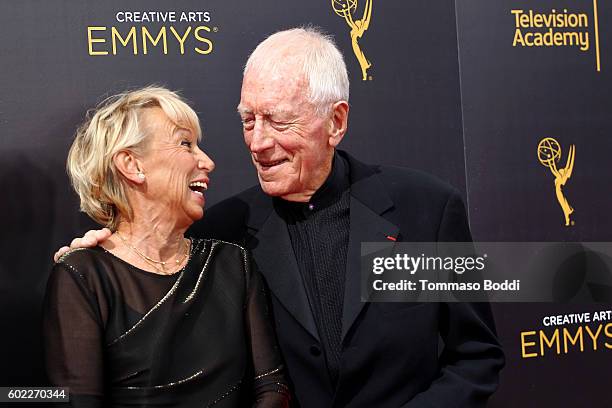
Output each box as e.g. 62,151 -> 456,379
511,2 -> 602,72
142,26 -> 168,55
540,329 -> 561,356
511,9 -> 589,51
112,26 -> 138,55
194,26 -> 213,55
537,137 -> 576,226
87,27 -> 109,55
169,26 -> 192,55
520,323 -> 612,359
86,26 -> 214,56
332,0 -> 373,80
521,331 -> 538,358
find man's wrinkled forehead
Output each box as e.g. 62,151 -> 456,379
239,69 -> 309,111
246,44 -> 305,75
243,53 -> 306,87
243,73 -> 304,94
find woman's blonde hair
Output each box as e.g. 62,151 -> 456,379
67,86 -> 201,230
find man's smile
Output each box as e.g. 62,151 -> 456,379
255,158 -> 290,169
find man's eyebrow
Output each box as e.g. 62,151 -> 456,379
237,105 -> 252,115
236,106 -> 293,118
268,108 -> 292,117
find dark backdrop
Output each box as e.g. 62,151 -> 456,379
456,1 -> 612,406
1,0 -> 610,406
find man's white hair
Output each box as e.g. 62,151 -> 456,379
243,26 -> 350,115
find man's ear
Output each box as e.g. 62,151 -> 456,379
114,150 -> 145,184
328,101 -> 349,148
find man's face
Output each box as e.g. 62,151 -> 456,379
238,65 -> 334,202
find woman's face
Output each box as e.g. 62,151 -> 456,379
138,107 -> 214,226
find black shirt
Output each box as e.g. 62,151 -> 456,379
275,153 -> 351,385
44,240 -> 290,407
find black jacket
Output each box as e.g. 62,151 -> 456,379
190,150 -> 504,408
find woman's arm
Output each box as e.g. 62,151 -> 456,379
244,253 -> 291,408
43,262 -> 105,408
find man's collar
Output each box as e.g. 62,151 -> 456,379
310,150 -> 350,208
274,151 -> 350,216
246,150 -> 394,230
337,150 -> 394,215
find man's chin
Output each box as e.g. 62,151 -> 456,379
258,179 -> 288,197
259,181 -> 310,203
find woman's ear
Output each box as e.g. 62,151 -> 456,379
328,101 -> 349,148
114,150 -> 145,184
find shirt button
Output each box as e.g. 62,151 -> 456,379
309,345 -> 321,356
308,203 -> 314,211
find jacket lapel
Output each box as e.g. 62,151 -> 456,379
248,201 -> 320,342
341,152 -> 399,342
242,151 -> 399,344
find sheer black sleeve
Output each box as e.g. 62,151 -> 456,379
244,254 -> 291,408
43,262 -> 105,408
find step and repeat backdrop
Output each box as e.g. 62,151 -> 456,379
0,0 -> 610,405
457,1 -> 611,406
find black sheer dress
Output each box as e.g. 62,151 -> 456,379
43,238 -> 290,407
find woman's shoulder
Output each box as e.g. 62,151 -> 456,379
53,246 -> 113,284
190,238 -> 253,279
192,238 -> 248,255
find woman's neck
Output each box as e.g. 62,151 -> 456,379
118,218 -> 186,258
104,214 -> 190,274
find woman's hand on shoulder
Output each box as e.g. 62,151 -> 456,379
53,228 -> 112,262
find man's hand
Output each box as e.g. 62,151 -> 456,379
53,228 -> 112,262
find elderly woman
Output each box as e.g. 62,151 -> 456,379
43,87 -> 290,407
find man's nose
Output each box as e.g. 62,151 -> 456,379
249,118 -> 275,153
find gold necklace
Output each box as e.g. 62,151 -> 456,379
116,232 -> 190,274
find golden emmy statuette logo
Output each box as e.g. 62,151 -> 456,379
537,137 -> 576,226
332,0 -> 373,80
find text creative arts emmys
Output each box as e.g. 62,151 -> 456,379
87,10 -> 215,56
520,310 -> 612,359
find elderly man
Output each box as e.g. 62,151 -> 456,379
58,27 -> 503,407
